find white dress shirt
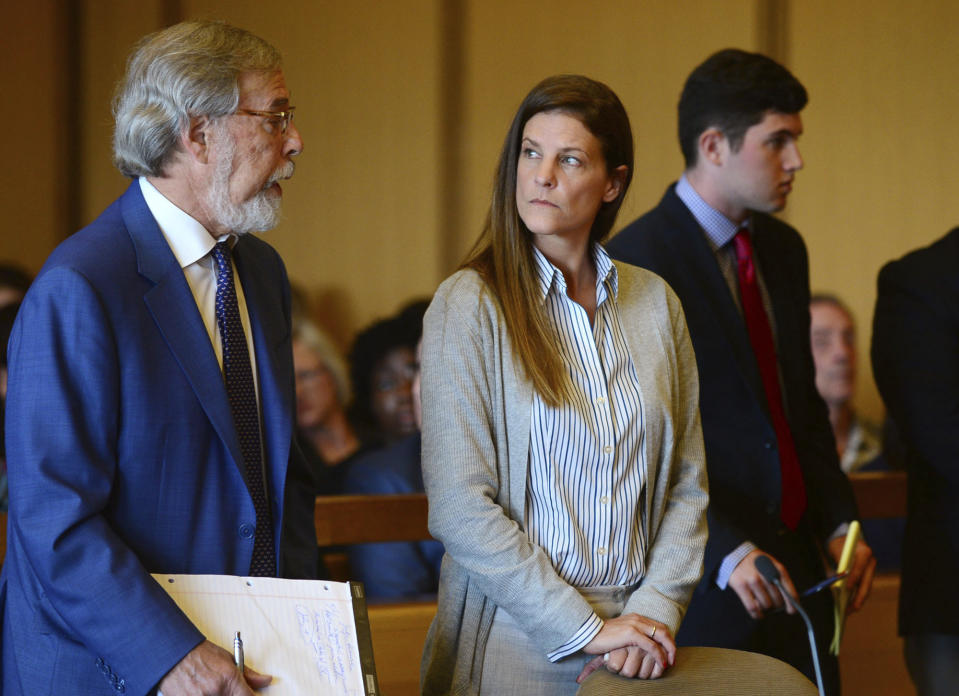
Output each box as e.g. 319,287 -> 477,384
526,244 -> 647,660
138,177 -> 259,397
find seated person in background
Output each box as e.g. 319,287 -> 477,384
293,318 -> 362,494
810,293 -> 883,473
0,264 -> 31,309
343,339 -> 443,599
810,293 -> 903,571
0,303 -> 20,511
348,301 -> 425,448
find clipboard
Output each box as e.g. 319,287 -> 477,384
153,574 -> 380,695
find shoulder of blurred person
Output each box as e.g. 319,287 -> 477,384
343,432 -> 423,496
296,430 -> 367,496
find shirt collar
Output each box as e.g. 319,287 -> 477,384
138,177 -> 233,268
675,174 -> 745,250
531,242 -> 618,305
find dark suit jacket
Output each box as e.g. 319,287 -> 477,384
0,182 -> 317,695
871,228 -> 959,635
607,185 -> 856,645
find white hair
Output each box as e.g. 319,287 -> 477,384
112,20 -> 281,177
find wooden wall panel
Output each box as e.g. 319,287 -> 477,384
790,0 -> 959,421
0,0 -> 71,272
183,0 -> 443,344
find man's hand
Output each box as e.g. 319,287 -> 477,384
827,535 -> 876,613
158,640 -> 272,695
576,613 -> 675,683
728,549 -> 799,619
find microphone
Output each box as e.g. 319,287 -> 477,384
754,555 -> 826,696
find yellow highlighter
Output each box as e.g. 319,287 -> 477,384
829,520 -> 861,655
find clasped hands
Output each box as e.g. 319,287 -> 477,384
577,613 -> 675,683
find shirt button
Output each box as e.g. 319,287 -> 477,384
239,524 -> 254,539
598,547 -> 607,556
595,397 -> 606,406
600,496 -> 609,505
603,445 -> 613,454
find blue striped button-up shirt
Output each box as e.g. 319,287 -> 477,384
526,244 -> 647,660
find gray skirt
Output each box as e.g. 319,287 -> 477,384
478,584 -> 634,696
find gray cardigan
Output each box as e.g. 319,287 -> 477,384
420,262 -> 709,695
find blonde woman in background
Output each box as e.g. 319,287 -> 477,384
292,319 -> 361,494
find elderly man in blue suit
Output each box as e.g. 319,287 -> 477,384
1,21 -> 316,695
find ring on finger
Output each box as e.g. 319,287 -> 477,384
649,625 -> 657,638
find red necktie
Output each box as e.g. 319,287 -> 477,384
733,228 -> 807,530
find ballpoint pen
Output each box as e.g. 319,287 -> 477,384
234,631 -> 244,673
801,571 -> 850,597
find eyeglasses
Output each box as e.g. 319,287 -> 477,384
235,106 -> 296,135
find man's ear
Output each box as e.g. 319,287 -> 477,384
181,115 -> 214,164
602,164 -> 629,203
698,127 -> 728,167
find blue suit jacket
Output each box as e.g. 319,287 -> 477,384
0,182 -> 317,695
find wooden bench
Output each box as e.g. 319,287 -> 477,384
313,494 -> 435,696
849,470 -> 907,519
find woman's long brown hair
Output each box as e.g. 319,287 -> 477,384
463,74 -> 634,406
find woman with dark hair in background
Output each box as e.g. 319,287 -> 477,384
419,75 -> 708,694
348,301 -> 426,448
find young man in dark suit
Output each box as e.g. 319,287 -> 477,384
872,229 -> 959,696
606,49 -> 874,692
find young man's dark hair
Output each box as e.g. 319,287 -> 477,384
678,48 -> 808,168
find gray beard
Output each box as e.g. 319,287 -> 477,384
206,135 -> 292,235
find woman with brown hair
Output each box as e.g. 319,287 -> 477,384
419,75 -> 709,694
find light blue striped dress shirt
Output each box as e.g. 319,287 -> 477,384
526,243 -> 648,660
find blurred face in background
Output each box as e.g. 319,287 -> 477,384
370,346 -> 418,440
293,337 -> 339,430
810,301 -> 856,409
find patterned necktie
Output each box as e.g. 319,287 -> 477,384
212,241 -> 276,576
733,228 -> 807,530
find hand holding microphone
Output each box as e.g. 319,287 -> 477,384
728,549 -> 800,619
754,555 -> 826,696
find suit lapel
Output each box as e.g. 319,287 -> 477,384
659,189 -> 768,406
120,182 -> 246,475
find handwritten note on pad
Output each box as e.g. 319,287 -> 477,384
152,574 -> 379,695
